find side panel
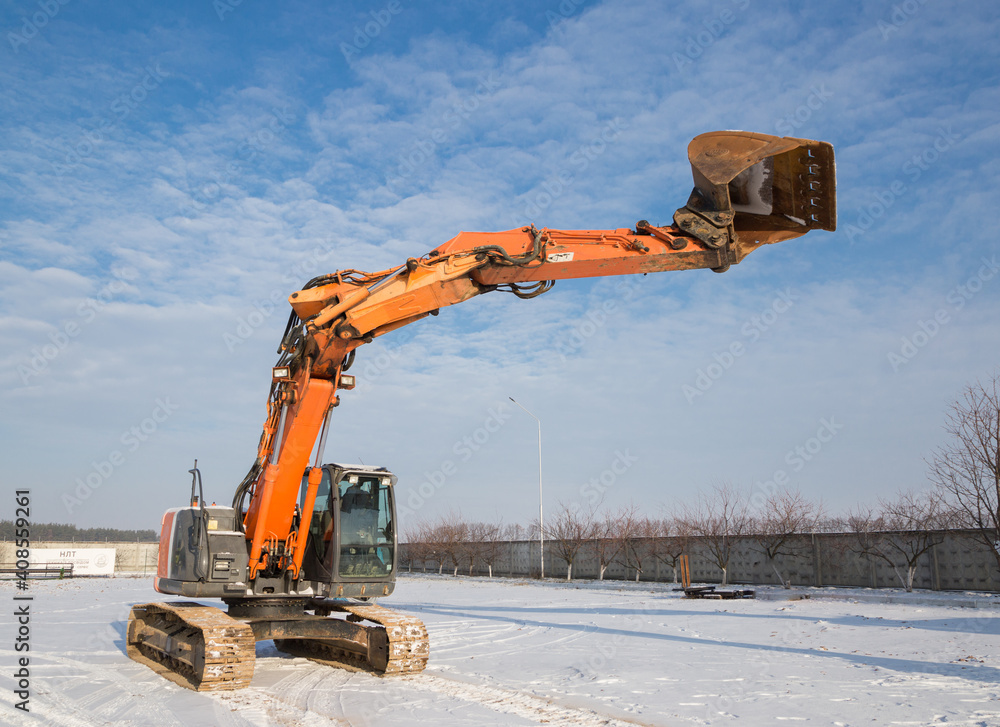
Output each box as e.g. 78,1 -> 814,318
154,507 -> 249,595
155,509 -> 179,582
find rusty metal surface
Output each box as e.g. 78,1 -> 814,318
338,602 -> 429,674
682,131 -> 837,258
274,601 -> 429,675
684,586 -> 756,600
126,602 -> 256,691
246,614 -> 371,644
688,131 -> 801,186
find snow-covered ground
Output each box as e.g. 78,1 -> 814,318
2,574 -> 999,726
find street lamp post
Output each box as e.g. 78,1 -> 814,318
509,396 -> 543,579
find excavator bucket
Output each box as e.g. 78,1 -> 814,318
676,131 -> 836,263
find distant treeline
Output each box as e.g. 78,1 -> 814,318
0,520 -> 158,542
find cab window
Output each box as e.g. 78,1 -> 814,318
338,475 -> 394,577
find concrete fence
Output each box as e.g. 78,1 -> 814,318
6,529 -> 998,591
401,529 -> 1000,592
0,541 -> 159,575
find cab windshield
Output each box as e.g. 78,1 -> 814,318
338,474 -> 394,578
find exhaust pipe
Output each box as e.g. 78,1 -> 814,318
676,131 -> 836,267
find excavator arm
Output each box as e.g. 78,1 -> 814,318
130,129 -> 836,690
236,130 -> 836,581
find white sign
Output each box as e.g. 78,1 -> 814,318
29,548 -> 116,576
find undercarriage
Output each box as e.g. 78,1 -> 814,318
126,598 -> 429,691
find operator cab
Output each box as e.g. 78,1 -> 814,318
154,462 -> 398,600
299,463 -> 397,593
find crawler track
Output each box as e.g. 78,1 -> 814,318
273,601 -> 429,675
126,602 -> 256,691
127,600 -> 428,691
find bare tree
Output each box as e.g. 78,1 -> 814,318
447,525 -> 470,577
546,502 -> 597,580
815,515 -> 850,533
750,488 -> 821,588
845,504 -> 892,585
466,519 -> 506,577
928,372 -> 1000,574
501,523 -> 526,577
407,521 -> 444,573
457,523 -> 484,576
680,482 -> 752,586
646,516 -> 691,583
877,489 -> 949,591
505,523 -> 527,540
400,526 -> 428,572
846,496 -> 947,593
612,504 -> 650,582
423,512 -> 467,576
592,511 -> 624,580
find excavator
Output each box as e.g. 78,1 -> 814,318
126,130 -> 836,690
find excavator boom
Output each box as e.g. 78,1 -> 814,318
290,132 -> 835,371
128,129 -> 836,690
236,130 -> 835,596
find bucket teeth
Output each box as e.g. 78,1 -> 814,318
680,131 -> 837,261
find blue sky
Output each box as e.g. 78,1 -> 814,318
1,0 -> 998,531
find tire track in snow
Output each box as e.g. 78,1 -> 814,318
213,666 -> 349,726
404,673 -> 652,726
0,646 -> 190,727
1,673 -> 190,727
0,644 -> 260,727
429,616 -> 590,660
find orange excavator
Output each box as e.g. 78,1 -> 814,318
126,131 -> 836,690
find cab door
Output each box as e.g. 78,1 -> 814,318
298,466 -> 334,580
335,472 -> 396,580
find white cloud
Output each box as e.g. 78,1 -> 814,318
1,0 -> 998,528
